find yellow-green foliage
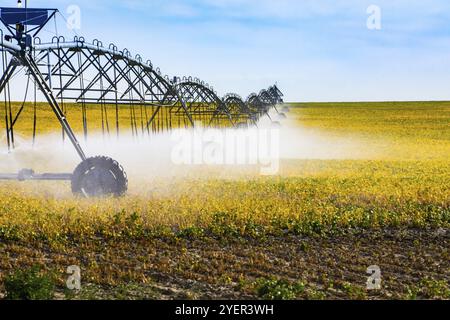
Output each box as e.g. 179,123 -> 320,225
0,102 -> 234,139
0,102 -> 449,243
291,101 -> 450,160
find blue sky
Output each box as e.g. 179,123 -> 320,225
7,0 -> 450,101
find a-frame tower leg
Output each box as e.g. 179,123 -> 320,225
20,52 -> 87,161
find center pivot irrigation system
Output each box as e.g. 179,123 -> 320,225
0,4 -> 286,197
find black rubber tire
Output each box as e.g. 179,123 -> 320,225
71,156 -> 128,198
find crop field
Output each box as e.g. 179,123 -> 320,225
0,101 -> 449,300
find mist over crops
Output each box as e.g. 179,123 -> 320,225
0,109 -> 373,183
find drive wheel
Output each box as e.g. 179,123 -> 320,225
71,156 -> 128,198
